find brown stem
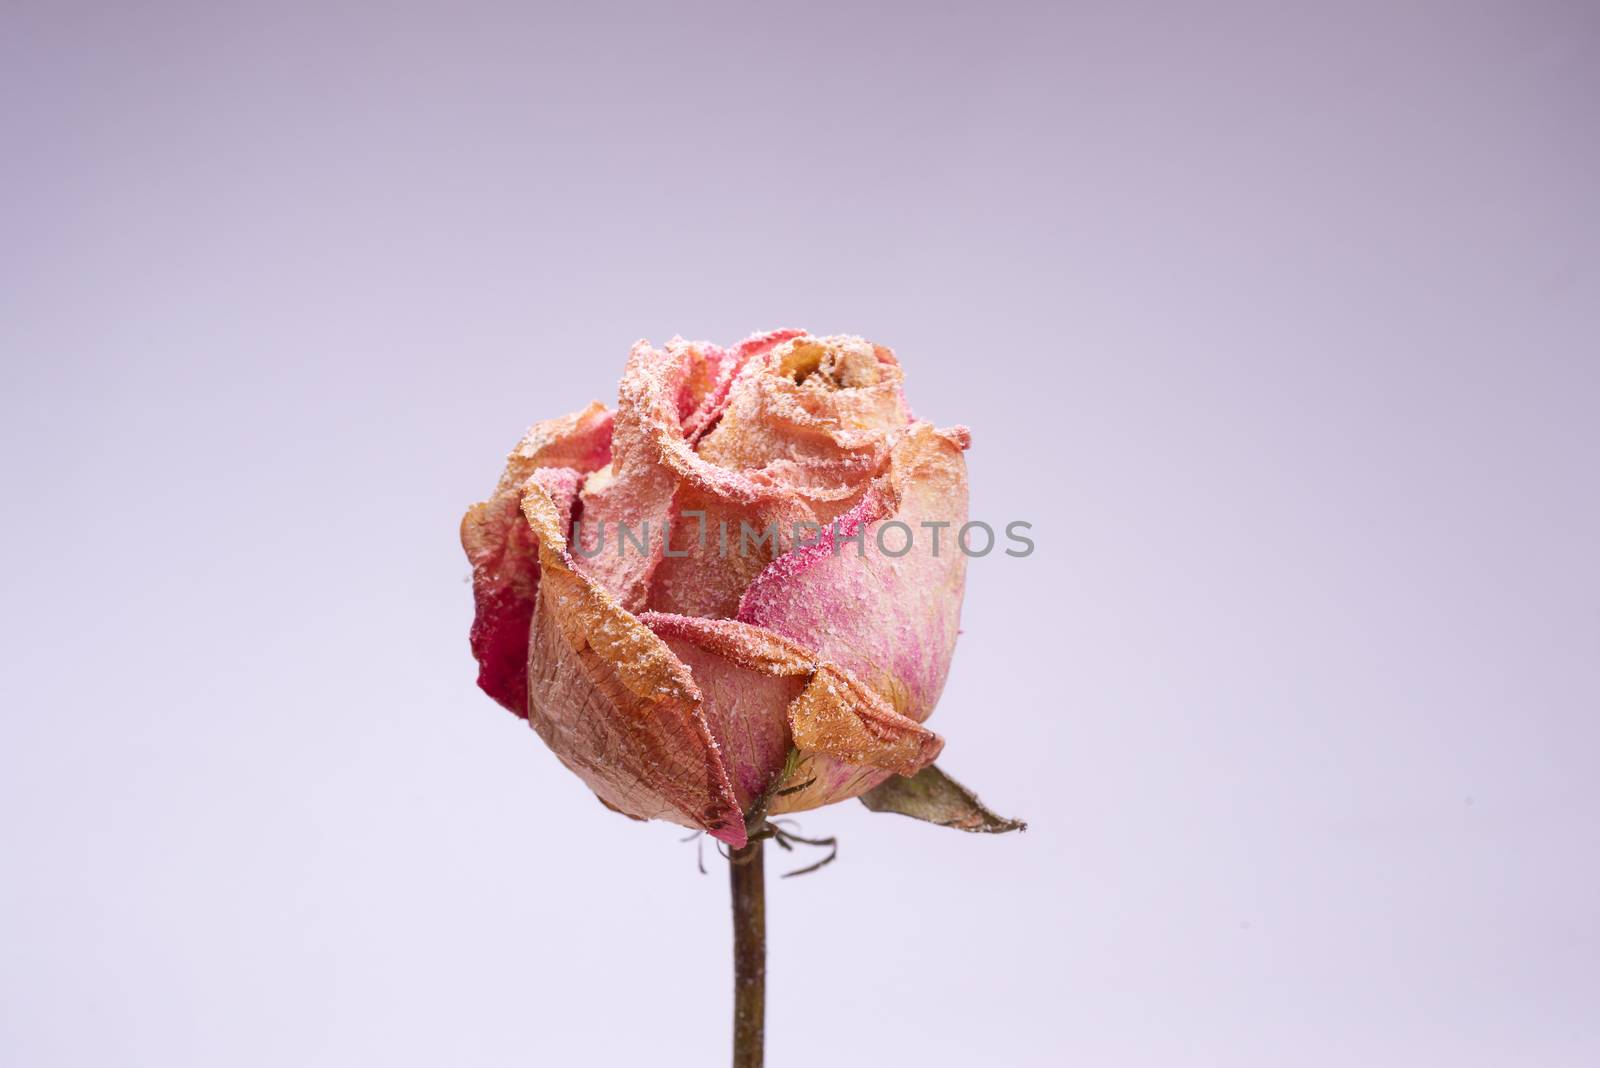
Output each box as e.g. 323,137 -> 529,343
730,839 -> 765,1068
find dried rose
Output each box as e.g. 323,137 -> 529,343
462,330 -> 1016,847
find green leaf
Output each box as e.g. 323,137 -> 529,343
859,764 -> 1026,833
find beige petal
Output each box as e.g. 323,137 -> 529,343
520,478 -> 746,845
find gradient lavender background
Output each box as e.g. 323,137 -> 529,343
3,2 -> 1597,1065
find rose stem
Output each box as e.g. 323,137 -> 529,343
730,838 -> 766,1068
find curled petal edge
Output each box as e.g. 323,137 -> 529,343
623,334 -> 893,511
520,478 -> 747,847
461,403 -> 614,716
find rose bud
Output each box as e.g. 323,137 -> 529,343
462,331 -> 1019,847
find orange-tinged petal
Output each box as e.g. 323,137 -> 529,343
695,334 -> 911,479
520,477 -> 746,845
